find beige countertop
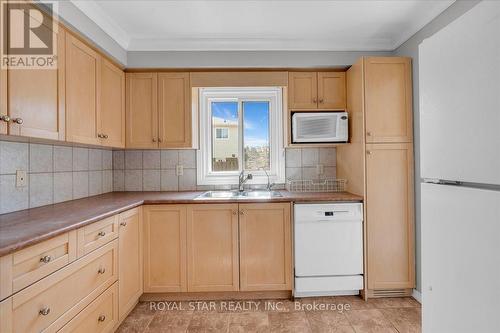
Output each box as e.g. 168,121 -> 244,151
0,190 -> 363,256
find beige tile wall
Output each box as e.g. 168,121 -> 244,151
0,140 -> 113,214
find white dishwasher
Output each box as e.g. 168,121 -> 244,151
294,202 -> 363,297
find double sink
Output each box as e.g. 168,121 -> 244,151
195,190 -> 283,200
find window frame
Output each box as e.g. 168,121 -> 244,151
215,127 -> 229,140
197,87 -> 285,186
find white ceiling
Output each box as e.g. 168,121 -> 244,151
71,0 -> 454,51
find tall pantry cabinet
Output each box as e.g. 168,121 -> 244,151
337,57 -> 415,298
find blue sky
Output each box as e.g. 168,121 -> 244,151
212,101 -> 269,147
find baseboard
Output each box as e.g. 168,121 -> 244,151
140,290 -> 292,301
412,289 -> 422,303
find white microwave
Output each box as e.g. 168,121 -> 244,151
291,112 -> 348,143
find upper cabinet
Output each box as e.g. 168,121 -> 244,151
364,57 -> 413,143
125,73 -> 158,148
99,58 -> 125,148
65,33 -> 100,145
4,17 -> 65,140
126,72 -> 193,149
158,73 -> 191,148
289,71 -> 346,110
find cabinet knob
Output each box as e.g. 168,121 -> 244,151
366,150 -> 372,155
97,231 -> 106,237
158,138 -> 162,143
98,267 -> 106,274
98,314 -> 106,322
232,210 -> 237,216
239,210 -> 244,215
40,255 -> 52,263
120,222 -> 127,227
152,138 -> 156,142
103,134 -> 108,139
97,133 -> 104,138
39,307 -> 50,316
367,132 -> 372,136
12,117 -> 23,124
312,98 -> 317,103
319,99 -> 324,103
0,115 -> 10,122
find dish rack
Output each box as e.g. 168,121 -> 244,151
286,178 -> 347,192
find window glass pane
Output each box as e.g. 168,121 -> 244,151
212,101 -> 239,171
243,101 -> 270,171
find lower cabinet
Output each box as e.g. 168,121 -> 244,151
118,207 -> 143,320
239,203 -> 292,291
186,204 -> 240,292
143,205 -> 187,292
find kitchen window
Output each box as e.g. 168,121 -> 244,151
197,87 -> 285,185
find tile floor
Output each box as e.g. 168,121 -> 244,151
116,296 -> 421,333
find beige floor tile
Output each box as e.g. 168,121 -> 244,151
145,311 -> 193,333
268,311 -> 312,333
368,297 -> 420,309
116,302 -> 156,333
306,311 -> 355,333
381,307 -> 421,333
228,312 -> 270,332
345,309 -> 397,333
187,312 -> 230,332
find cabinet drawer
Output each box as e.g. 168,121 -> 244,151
0,231 -> 77,299
57,282 -> 118,333
77,215 -> 118,257
7,240 -> 117,333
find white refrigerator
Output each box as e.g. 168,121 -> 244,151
419,2 -> 500,332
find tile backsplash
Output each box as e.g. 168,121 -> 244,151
113,147 -> 336,192
0,140 -> 113,214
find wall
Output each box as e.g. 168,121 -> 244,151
394,0 -> 481,293
0,140 -> 113,214
113,147 -> 337,191
127,50 -> 392,68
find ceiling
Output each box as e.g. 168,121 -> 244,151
70,0 -> 454,51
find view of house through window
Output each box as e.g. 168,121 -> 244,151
211,101 -> 270,172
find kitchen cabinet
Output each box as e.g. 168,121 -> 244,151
126,72 -> 192,149
336,56 -> 415,298
364,57 -> 413,143
289,71 -> 346,110
99,58 -> 125,148
118,207 -> 142,320
288,72 -> 318,109
365,143 -> 415,290
125,73 -> 158,148
158,73 -> 192,148
65,33 -> 100,145
6,22 -> 66,140
239,203 -> 292,291
143,205 -> 187,292
186,204 -> 239,292
0,60 -> 6,135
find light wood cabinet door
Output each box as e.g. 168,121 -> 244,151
65,33 -> 100,145
99,58 -> 125,148
364,57 -> 413,143
0,60 -> 6,135
143,205 -> 187,292
317,72 -> 346,110
126,73 -> 158,148
158,73 -> 191,148
7,23 -> 65,140
118,208 -> 142,320
187,204 -> 239,292
239,203 -> 292,291
289,72 -> 318,109
366,143 -> 415,290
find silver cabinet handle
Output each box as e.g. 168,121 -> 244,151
98,314 -> 106,322
97,231 -> 106,237
120,222 -> 127,226
39,307 -> 50,316
97,133 -> 103,138
0,115 -> 10,122
12,117 -> 23,124
40,255 -> 52,263
98,267 -> 106,274
103,134 -> 108,139
367,150 -> 372,155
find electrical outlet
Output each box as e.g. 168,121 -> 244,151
316,164 -> 324,175
176,164 -> 184,176
16,170 -> 27,187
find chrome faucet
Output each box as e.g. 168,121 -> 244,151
262,168 -> 275,191
238,171 -> 252,192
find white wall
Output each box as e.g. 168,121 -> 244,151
394,0 -> 481,293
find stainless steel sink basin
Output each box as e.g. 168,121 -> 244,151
195,190 -> 282,200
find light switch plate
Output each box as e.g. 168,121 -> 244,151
176,165 -> 184,176
16,170 -> 27,187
